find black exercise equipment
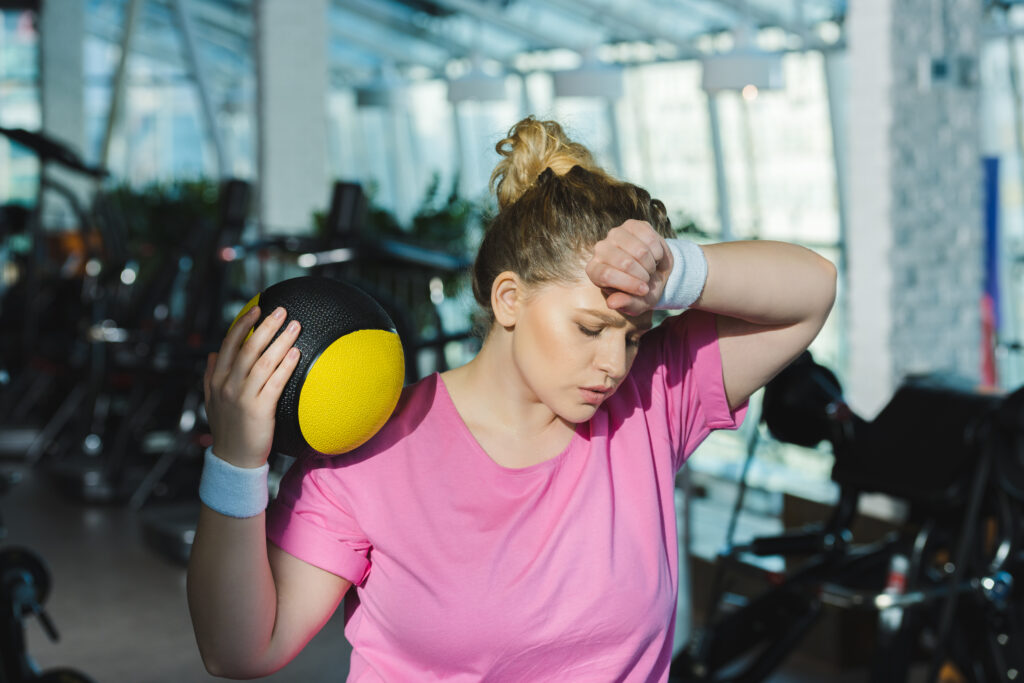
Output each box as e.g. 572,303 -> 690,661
0,470 -> 94,683
0,128 -> 106,435
223,181 -> 474,381
672,353 -> 1024,683
0,128 -> 107,373
0,128 -> 106,181
37,179 -> 252,505
0,3 -> 41,15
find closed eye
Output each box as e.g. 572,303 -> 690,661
579,323 -> 642,350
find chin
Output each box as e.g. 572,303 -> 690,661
560,403 -> 599,424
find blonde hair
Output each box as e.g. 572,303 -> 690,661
472,116 -> 673,322
489,118 -> 609,210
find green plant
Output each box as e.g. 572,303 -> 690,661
407,172 -> 476,254
96,178 -> 222,285
101,179 -> 221,247
315,173 -> 479,256
672,212 -> 709,240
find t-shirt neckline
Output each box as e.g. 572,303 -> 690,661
433,373 -> 584,475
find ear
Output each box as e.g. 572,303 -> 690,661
490,271 -> 524,328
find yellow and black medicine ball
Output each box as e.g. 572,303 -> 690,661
231,276 -> 404,458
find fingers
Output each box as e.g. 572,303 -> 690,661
260,346 -> 301,401
603,290 -> 635,312
614,221 -> 665,273
605,292 -> 648,316
247,318 -> 302,399
588,222 -> 668,296
586,259 -> 649,296
210,305 -> 261,389
208,306 -> 302,408
609,238 -> 657,282
226,307 -> 288,389
203,352 -> 217,405
586,220 -> 675,315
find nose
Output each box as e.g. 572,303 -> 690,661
595,336 -> 628,381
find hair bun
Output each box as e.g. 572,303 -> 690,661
489,117 -> 608,209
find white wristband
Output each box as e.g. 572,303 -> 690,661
656,238 -> 708,310
198,447 -> 270,518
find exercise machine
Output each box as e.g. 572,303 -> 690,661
0,472 -> 94,683
672,353 -> 1024,682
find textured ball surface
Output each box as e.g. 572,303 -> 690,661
232,276 -> 405,458
298,329 -> 405,454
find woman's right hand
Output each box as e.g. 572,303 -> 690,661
203,306 -> 302,469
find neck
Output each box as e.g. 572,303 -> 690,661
444,327 -> 567,439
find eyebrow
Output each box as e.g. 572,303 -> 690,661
578,308 -> 652,332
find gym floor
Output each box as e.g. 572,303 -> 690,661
6,463 -> 862,683
5,466 -> 351,682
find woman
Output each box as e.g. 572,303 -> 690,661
187,117 -> 836,681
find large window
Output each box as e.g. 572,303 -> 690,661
328,74 -> 524,223
0,10 -> 40,205
328,84 -> 460,226
614,53 -> 844,499
84,0 -> 255,185
618,61 -> 720,237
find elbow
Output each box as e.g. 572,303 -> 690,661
200,656 -> 233,679
817,254 -> 838,313
200,652 -> 278,680
200,654 -> 244,680
200,654 -> 232,679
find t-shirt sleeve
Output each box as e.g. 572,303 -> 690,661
266,457 -> 372,585
637,309 -> 748,470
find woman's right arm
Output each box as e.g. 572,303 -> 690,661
186,305 -> 352,678
188,508 -> 352,678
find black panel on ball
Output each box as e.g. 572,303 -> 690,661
252,276 -> 397,458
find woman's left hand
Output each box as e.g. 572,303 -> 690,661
585,219 -> 673,316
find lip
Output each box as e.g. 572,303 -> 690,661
579,386 -> 611,405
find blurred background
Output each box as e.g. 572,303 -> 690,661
2,0 -> 1024,681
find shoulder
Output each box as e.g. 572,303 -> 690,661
630,309 -> 719,379
642,309 -> 717,348
284,373 -> 447,500
329,372 -> 444,465
388,372 -> 444,433
604,309 -> 729,426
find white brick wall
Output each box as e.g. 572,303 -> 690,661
846,0 -> 982,417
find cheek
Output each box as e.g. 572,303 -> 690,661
624,349 -> 640,374
525,326 -> 576,369
517,315 -> 581,373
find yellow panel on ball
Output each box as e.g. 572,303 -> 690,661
228,293 -> 262,341
297,328 -> 405,455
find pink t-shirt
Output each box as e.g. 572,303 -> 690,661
267,310 -> 746,681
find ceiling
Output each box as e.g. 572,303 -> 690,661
84,0 -> 849,88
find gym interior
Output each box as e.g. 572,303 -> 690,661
1,0 -> 1023,681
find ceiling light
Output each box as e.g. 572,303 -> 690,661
447,54 -> 507,103
701,23 -> 785,93
552,54 -> 624,100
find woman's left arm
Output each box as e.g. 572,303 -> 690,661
587,223 -> 837,412
695,241 -> 837,410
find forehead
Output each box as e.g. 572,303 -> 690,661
530,275 -> 653,331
